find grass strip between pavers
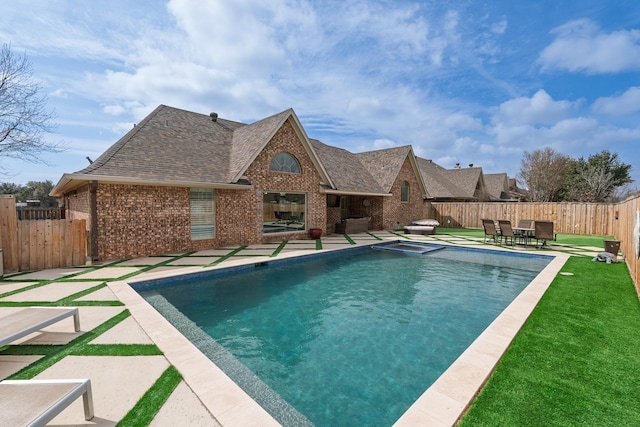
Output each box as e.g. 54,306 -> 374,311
56,282 -> 108,303
271,240 -> 288,257
78,344 -> 163,356
207,246 -> 247,266
6,309 -> 135,379
0,300 -> 124,307
343,234 -> 356,244
116,365 -> 183,427
0,281 -> 57,299
458,257 -> 640,426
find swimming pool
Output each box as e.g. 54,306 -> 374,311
135,243 -> 551,426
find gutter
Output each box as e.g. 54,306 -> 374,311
50,173 -> 254,197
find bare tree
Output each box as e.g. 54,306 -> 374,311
517,147 -> 569,202
0,43 -> 62,173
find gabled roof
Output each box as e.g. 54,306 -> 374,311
309,139 -> 386,195
355,146 -> 415,193
442,167 -> 484,199
51,105 -> 332,196
484,173 -> 511,200
228,108 -> 331,186
416,157 -> 471,200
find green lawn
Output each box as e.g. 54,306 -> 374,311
454,248 -> 640,425
437,226 -> 615,248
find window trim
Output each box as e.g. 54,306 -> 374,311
262,191 -> 306,234
270,152 -> 301,174
190,188 -> 215,240
401,181 -> 410,203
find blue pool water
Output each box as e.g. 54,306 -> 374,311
136,244 -> 551,426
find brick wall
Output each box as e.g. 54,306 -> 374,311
243,118 -> 327,242
382,157 -> 423,230
79,118 -> 329,260
95,184 -> 192,260
326,206 -> 342,233
65,185 -> 91,225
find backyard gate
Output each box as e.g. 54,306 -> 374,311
0,195 -> 87,273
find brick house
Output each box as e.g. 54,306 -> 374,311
51,105 -> 428,261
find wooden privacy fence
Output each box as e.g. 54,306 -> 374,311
426,202 -> 617,236
0,195 -> 87,273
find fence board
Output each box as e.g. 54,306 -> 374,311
0,195 -> 19,271
428,202 -> 616,236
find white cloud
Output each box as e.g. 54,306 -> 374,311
538,19 -> 640,74
443,113 -> 483,131
493,89 -> 575,126
372,138 -> 397,149
592,87 -> 640,116
491,19 -> 507,35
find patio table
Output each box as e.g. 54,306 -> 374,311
513,227 -> 535,245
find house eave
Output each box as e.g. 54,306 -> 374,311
50,173 -> 253,197
321,188 -> 392,197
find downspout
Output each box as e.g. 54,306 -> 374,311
90,181 -> 99,261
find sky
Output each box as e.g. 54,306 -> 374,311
2,0 -> 640,190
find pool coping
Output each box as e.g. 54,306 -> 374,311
107,240 -> 569,427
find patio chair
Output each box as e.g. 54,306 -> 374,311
534,221 -> 555,248
498,220 -> 517,246
482,219 -> 501,244
0,307 -> 80,347
0,378 -> 94,425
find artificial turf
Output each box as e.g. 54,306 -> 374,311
457,256 -> 640,426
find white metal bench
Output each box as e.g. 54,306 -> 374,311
0,307 -> 80,347
0,379 -> 94,425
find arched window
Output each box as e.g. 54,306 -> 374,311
270,152 -> 301,174
401,181 -> 410,202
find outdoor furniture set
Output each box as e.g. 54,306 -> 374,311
482,218 -> 556,248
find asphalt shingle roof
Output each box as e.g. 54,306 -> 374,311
417,157 -> 469,199
442,167 -> 483,198
484,173 -> 510,200
309,139 -> 386,194
355,146 -> 413,193
78,105 -> 244,184
56,104 -> 506,201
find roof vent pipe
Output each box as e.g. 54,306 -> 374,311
210,112 -> 218,122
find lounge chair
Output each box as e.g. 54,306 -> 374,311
0,378 -> 94,425
498,220 -> 517,246
0,307 -> 80,347
534,221 -> 555,248
482,219 -> 501,244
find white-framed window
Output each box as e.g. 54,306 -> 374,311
190,188 -> 215,240
401,181 -> 410,202
270,152 -> 301,174
262,192 -> 306,233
